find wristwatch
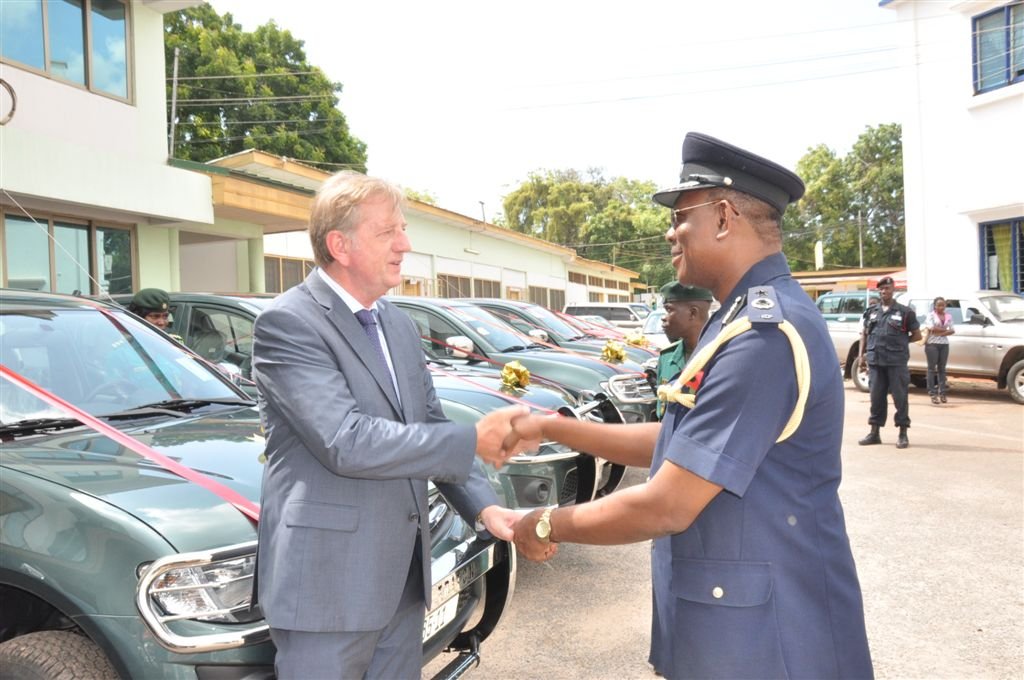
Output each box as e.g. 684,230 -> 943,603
535,507 -> 554,542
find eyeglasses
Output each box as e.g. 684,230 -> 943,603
669,199 -> 723,228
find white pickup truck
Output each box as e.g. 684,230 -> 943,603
827,291 -> 1024,404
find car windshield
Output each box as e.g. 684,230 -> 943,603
0,305 -> 239,424
980,294 -> 1024,322
523,305 -> 583,339
630,304 -> 651,320
445,304 -> 529,352
643,310 -> 666,334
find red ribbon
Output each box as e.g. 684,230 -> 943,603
0,365 -> 260,523
683,370 -> 704,393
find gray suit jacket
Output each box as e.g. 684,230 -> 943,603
252,271 -> 498,632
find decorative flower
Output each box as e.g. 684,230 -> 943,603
501,360 -> 531,391
624,330 -> 649,348
601,340 -> 626,363
657,370 -> 705,409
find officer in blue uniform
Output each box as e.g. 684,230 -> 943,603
655,281 -> 713,420
507,132 -> 873,679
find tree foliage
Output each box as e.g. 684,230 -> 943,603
500,169 -> 674,289
164,5 -> 367,168
785,123 -> 904,270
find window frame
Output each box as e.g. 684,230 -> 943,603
972,2 -> 1024,94
0,0 -> 134,104
978,217 -> 1023,293
1,209 -> 135,294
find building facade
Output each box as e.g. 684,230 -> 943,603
883,0 -> 1023,293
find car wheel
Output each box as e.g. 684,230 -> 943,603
851,356 -> 870,392
0,630 -> 118,680
910,374 -> 928,389
1007,359 -> 1024,405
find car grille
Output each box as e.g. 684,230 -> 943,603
559,468 -> 578,504
607,374 -> 656,403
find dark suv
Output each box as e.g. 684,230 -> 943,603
0,290 -> 513,679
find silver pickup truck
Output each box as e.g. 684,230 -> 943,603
827,291 -> 1024,404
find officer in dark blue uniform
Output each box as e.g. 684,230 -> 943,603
858,276 -> 921,449
508,133 -> 873,679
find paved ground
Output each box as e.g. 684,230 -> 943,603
425,379 -> 1024,679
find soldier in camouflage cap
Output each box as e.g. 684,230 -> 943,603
128,288 -> 171,331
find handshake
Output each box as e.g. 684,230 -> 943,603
474,405 -> 559,562
473,405 -> 546,469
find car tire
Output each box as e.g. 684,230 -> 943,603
851,356 -> 870,392
1007,359 -> 1024,405
0,630 -> 118,680
910,374 -> 928,390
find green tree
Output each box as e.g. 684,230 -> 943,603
164,4 -> 367,169
785,123 -> 904,270
501,170 -> 674,288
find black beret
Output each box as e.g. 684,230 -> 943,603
653,132 -> 805,213
660,281 -> 714,303
876,276 -> 895,288
131,288 -> 170,312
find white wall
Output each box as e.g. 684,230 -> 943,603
888,0 -> 1024,293
179,241 -> 239,291
0,3 -> 212,224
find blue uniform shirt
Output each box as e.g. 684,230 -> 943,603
649,253 -> 872,679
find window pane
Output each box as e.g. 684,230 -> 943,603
977,11 -> 1007,90
48,0 -> 85,85
1012,4 -> 1024,80
95,226 -> 131,294
0,0 -> 44,69
264,257 -> 281,293
4,215 -> 51,291
90,0 -> 127,97
53,223 -> 90,294
281,259 -> 304,290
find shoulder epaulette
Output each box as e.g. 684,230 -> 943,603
747,286 -> 782,325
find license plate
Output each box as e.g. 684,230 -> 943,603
422,596 -> 458,642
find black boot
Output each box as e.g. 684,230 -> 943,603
896,426 -> 909,449
858,425 -> 881,446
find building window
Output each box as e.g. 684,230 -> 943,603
619,281 -> 630,291
0,0 -> 130,100
549,288 -> 565,311
588,291 -> 603,303
528,286 -> 548,307
587,275 -> 602,286
1,211 -> 133,294
264,255 -> 314,294
506,286 -> 523,301
973,2 -> 1024,94
473,279 -> 500,298
980,219 -> 1022,293
438,274 -> 471,298
568,271 -> 587,285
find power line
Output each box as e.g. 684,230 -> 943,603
168,70 -> 320,81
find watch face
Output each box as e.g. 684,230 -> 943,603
535,520 -> 551,540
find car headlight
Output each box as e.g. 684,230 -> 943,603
144,553 -> 260,624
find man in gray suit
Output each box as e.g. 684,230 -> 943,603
252,171 -> 530,679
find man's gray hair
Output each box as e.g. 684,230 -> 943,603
309,171 -> 405,267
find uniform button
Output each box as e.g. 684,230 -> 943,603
409,513 -> 419,522
787,515 -> 798,526
711,586 -> 724,599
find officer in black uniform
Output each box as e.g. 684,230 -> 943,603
858,276 -> 921,449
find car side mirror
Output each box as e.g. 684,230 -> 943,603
528,329 -> 549,343
446,335 -> 474,359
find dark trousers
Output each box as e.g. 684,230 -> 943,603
925,344 -> 949,396
868,364 -> 910,427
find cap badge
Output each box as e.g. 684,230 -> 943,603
751,297 -> 775,310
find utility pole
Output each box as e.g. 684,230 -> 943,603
168,47 -> 180,158
857,209 -> 864,268
478,201 -> 486,224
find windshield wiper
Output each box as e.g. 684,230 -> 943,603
130,398 -> 255,413
0,417 -> 84,437
501,344 -> 527,352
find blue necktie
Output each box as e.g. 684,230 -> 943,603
354,309 -> 392,377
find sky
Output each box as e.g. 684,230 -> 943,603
207,0 -> 907,223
